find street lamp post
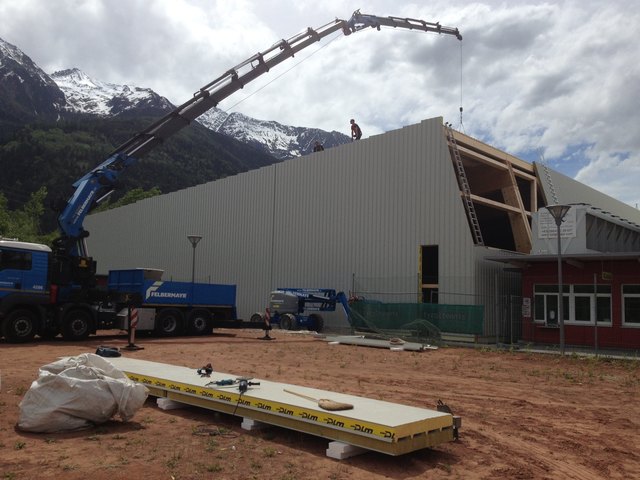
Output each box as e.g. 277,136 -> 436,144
187,235 -> 202,285
545,205 -> 571,355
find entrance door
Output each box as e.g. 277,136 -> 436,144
420,246 -> 438,304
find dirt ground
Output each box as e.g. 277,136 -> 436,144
1,329 -> 639,480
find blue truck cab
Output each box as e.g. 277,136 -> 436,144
1,239 -> 107,342
0,240 -> 51,298
0,240 -> 52,341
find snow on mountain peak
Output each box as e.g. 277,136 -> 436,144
0,37 -> 56,88
51,68 -> 173,116
198,108 -> 350,159
0,38 -> 26,67
0,37 -> 66,118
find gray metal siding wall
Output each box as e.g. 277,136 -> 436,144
475,248 -> 522,338
86,117 -> 477,326
539,165 -> 640,224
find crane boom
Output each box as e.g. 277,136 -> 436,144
113,11 -> 460,161
56,10 -> 461,259
347,10 -> 462,39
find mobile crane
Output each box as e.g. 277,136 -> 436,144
0,11 -> 461,342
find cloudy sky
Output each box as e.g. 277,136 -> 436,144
1,0 -> 639,208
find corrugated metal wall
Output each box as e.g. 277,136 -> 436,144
85,117 -> 480,328
475,248 -> 523,340
538,164 -> 640,224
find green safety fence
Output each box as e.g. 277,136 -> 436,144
348,301 -> 484,342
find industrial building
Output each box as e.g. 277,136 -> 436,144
85,116 -> 640,344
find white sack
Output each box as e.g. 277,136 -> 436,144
18,353 -> 148,433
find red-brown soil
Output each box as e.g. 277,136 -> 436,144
1,329 -> 639,479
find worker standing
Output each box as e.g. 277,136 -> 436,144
350,119 -> 362,141
313,141 -> 325,152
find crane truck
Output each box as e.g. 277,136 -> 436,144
0,11 -> 461,343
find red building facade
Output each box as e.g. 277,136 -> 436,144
519,255 -> 640,350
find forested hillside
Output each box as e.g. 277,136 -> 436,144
0,36 -> 295,243
0,113 -> 278,234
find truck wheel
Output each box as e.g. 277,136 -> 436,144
62,309 -> 92,341
308,314 -> 324,333
154,309 -> 183,336
187,309 -> 211,335
3,309 -> 37,343
280,313 -> 297,331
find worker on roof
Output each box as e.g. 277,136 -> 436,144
350,119 -> 362,141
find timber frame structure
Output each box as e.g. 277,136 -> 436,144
446,126 -> 543,253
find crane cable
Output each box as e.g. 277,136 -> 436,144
459,39 -> 465,133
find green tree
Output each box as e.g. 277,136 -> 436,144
0,186 -> 56,245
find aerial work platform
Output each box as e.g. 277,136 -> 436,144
107,356 -> 459,456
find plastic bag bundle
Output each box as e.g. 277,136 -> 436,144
18,353 -> 148,433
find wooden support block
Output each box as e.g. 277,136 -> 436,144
326,441 -> 369,460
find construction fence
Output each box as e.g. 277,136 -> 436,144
349,274 -> 522,346
349,273 -> 640,355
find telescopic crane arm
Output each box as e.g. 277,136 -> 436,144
110,11 -> 460,161
346,10 -> 462,40
57,11 -> 462,257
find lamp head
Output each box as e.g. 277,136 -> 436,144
545,204 -> 571,223
187,234 -> 202,247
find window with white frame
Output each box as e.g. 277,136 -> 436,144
622,285 -> 640,326
533,284 -> 611,325
533,285 -> 568,325
596,292 -> 612,324
572,285 -> 611,324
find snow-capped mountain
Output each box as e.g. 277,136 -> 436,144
0,37 -> 65,122
52,68 -> 350,158
198,109 -> 350,159
0,36 -> 350,158
50,68 -> 174,116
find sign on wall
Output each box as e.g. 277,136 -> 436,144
537,208 -> 577,239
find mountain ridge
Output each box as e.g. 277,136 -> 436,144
0,38 -> 65,123
48,63 -> 350,159
0,36 -> 351,159
50,68 -> 175,117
